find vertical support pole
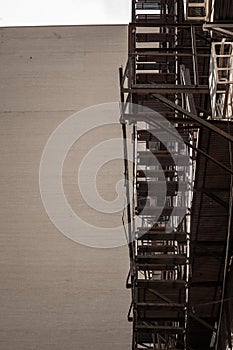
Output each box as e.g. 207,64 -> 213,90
119,67 -> 135,272
128,24 -> 136,88
191,25 -> 200,86
132,0 -> 136,23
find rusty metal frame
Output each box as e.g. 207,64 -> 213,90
120,1 -> 233,349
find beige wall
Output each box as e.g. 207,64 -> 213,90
0,25 -> 131,350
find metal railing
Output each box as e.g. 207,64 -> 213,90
209,40 -> 233,119
183,0 -> 210,21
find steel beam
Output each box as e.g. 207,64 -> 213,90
152,94 -> 233,143
123,85 -> 209,94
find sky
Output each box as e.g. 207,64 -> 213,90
0,0 -> 131,27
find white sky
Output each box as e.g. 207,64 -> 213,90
0,0 -> 131,27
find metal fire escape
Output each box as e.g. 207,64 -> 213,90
120,0 -> 233,349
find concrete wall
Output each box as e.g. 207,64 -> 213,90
0,25 -> 131,350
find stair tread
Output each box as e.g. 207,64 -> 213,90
137,169 -> 177,178
136,206 -> 187,216
136,325 -> 185,332
138,245 -> 176,253
136,264 -> 177,270
136,33 -> 175,43
138,150 -> 189,158
137,227 -> 186,233
136,278 -> 186,286
137,302 -> 185,307
136,254 -> 186,263
136,231 -> 187,242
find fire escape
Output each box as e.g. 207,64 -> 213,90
120,0 -> 233,349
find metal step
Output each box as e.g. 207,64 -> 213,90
137,129 -> 187,142
136,229 -> 187,242
135,313 -> 186,321
129,83 -> 208,94
136,263 -> 177,271
137,151 -> 189,166
136,63 -> 169,70
138,244 -> 176,253
137,226 -> 167,232
136,254 -> 187,265
135,2 -> 160,10
136,73 -> 176,84
137,169 -> 177,179
135,325 -> 185,333
136,205 -> 187,217
136,54 -> 176,62
135,14 -> 176,23
136,33 -> 175,43
136,302 -> 185,308
136,279 -> 186,289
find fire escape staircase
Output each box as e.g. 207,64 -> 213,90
120,0 -> 233,349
